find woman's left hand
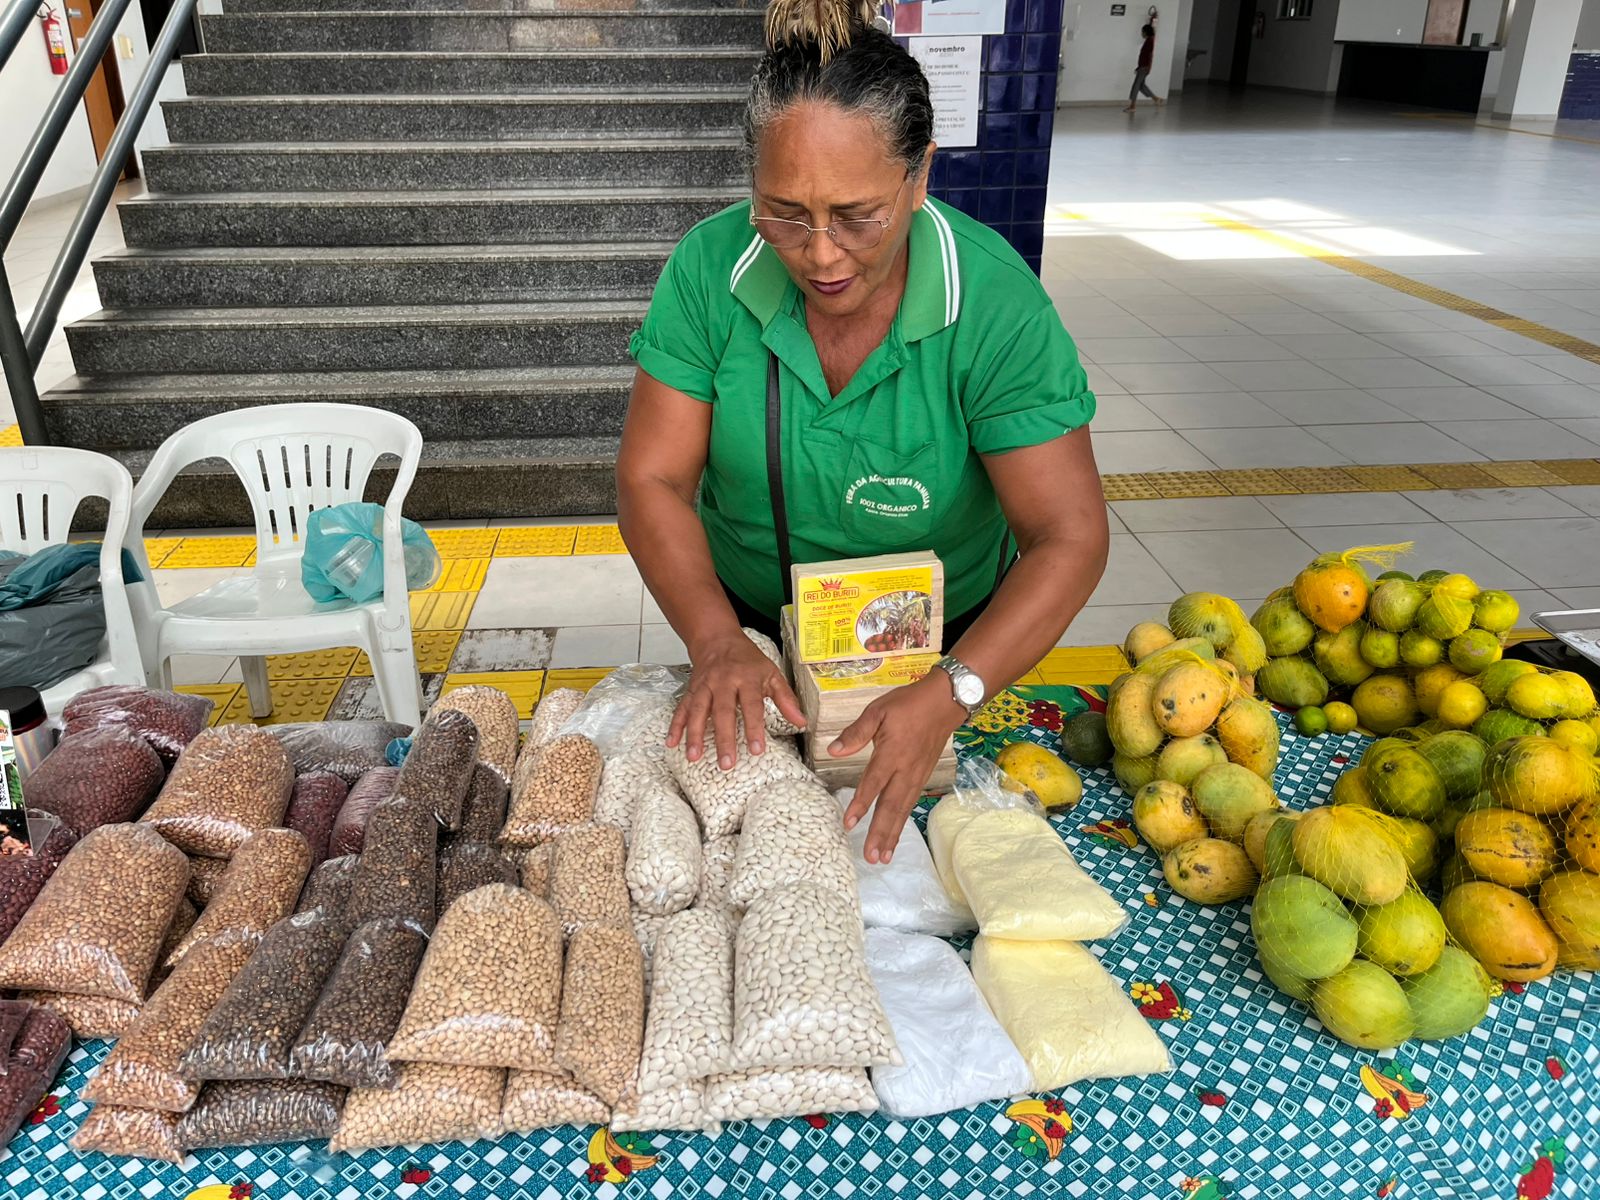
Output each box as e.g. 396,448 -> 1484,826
835,674 -> 966,864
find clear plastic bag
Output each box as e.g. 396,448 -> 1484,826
625,783 -> 701,917
951,808 -> 1126,941
179,910 -> 348,1081
637,908 -> 735,1093
500,733 -> 602,848
268,721 -> 411,785
296,854 -> 358,916
186,855 -> 227,908
731,778 -> 857,910
926,762 -> 1045,912
0,999 -> 29,1074
167,829 -> 312,970
500,1069 -> 610,1132
611,1080 -> 715,1134
329,766 -> 399,858
436,841 -> 518,912
141,725 -> 295,858
84,936 -> 258,1113
331,1061 -> 503,1153
695,835 -> 739,914
666,718 -> 812,839
300,501 -> 441,604
177,1078 -> 345,1149
523,688 -> 585,760
285,771 -> 348,870
290,916 -> 426,1090
704,1065 -> 878,1123
839,789 -> 974,936
632,910 -> 668,995
0,822 -> 188,1003
863,928 -> 1031,1118
2,1007 -> 72,1149
517,842 -> 553,899
150,898 -> 198,990
434,686 -> 520,784
71,1104 -> 184,1163
344,798 -> 437,934
593,752 -> 675,842
395,707 -> 478,832
969,935 -> 1171,1091
0,817 -> 78,946
730,882 -> 899,1072
554,925 -> 645,1106
26,727 -> 164,835
17,989 -> 141,1039
550,824 -> 630,938
559,664 -> 687,760
61,685 -> 213,766
386,884 -> 564,1072
742,627 -> 802,737
455,764 -> 509,844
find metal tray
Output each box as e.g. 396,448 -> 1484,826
1530,609 -> 1600,666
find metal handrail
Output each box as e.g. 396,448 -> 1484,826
0,0 -> 201,444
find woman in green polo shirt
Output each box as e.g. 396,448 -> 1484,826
617,0 -> 1109,862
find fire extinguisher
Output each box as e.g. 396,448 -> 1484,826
39,5 -> 68,76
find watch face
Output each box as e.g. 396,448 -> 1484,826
955,674 -> 985,706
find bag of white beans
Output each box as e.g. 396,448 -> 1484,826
705,1065 -> 878,1123
625,784 -> 701,917
730,778 -> 857,910
665,719 -> 811,840
612,1079 -> 718,1135
637,908 -> 735,1093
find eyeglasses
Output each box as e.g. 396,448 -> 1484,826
749,175 -> 910,251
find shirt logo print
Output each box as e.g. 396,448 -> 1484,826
845,474 -> 933,518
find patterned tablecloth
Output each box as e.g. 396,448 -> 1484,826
3,688 -> 1596,1200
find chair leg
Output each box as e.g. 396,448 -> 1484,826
240,655 -> 274,719
370,637 -> 423,728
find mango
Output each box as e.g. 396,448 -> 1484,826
1365,742 -> 1446,821
1441,881 -> 1559,982
1214,694 -> 1280,780
1293,806 -> 1409,906
1390,817 -> 1440,883
1506,672 -> 1566,721
1351,674 -> 1419,736
1113,751 -> 1162,795
1488,736 -> 1591,816
1472,708 -> 1545,749
1401,946 -> 1493,1041
1416,593 -> 1473,641
1551,670 -> 1597,720
1415,730 -> 1488,800
1125,621 -> 1176,665
1191,762 -> 1279,843
1152,661 -> 1229,738
1356,891 -> 1446,976
1252,594 -> 1315,657
1169,592 -> 1249,650
1222,623 -> 1269,675
1251,874 -> 1358,980
1538,870 -> 1600,971
1314,623 -> 1376,688
1478,658 -> 1538,707
1107,670 -> 1164,757
1258,657 -> 1329,709
1257,947 -> 1313,1002
1440,852 -> 1478,892
1455,807 -> 1559,889
1368,578 -> 1425,632
1243,811 -> 1295,875
1313,960 -> 1416,1050
1567,796 -> 1600,873
1132,780 -> 1209,855
1156,733 -> 1228,787
1163,837 -> 1258,905
1137,638 -> 1217,677
1263,817 -> 1302,879
1331,766 -> 1377,809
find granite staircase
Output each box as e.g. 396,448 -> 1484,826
41,0 -> 760,523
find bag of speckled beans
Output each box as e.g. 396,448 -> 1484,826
499,733 -> 602,847
0,819 -> 78,947
61,684 -> 213,766
283,771 -> 349,871
395,707 -> 478,832
329,766 -> 400,858
435,841 -> 518,912
141,724 -> 295,859
386,884 -> 565,1072
666,717 -> 813,839
0,823 -> 189,1005
553,925 -> 645,1106
178,1078 -> 346,1149
452,763 -> 509,845
549,823 -> 630,938
15,990 -> 141,1040
296,854 -> 359,916
25,727 -> 165,835
165,828 -> 312,970
331,1061 -> 504,1153
500,1069 -> 609,1133
73,1105 -> 185,1163
267,720 -> 412,785
433,686 -> 520,784
343,797 -> 438,934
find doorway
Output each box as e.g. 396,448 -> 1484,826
60,0 -> 138,178
1229,1 -> 1255,86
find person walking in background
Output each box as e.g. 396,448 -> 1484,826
1124,22 -> 1163,112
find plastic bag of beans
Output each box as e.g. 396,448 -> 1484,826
179,911 -> 348,1081
62,685 -> 213,766
434,686 -> 519,783
71,1104 -> 184,1163
386,885 -> 563,1073
705,1065 -> 878,1123
330,1061 -> 504,1153
165,829 -> 311,970
290,916 -> 427,1090
395,707 -> 478,832
560,665 -> 687,760
285,771 -> 348,870
177,1078 -> 345,1149
553,925 -> 645,1106
549,824 -> 630,938
625,783 -> 701,917
186,855 -> 227,908
499,1069 -> 609,1133
329,767 -> 399,858
0,817 -> 78,946
0,823 -> 188,1003
85,936 -> 258,1113
436,842 -> 518,913
666,719 -> 812,839
453,764 -> 509,845
268,721 -> 410,785
296,854 -> 358,916
1,1008 -> 72,1149
344,798 -> 437,934
142,725 -> 294,858
26,727 -> 164,835
524,689 -> 584,761
611,1080 -> 715,1135
636,909 -> 735,1093
517,843 -> 553,899
17,990 -> 141,1040
0,1000 -> 29,1074
500,733 -> 601,848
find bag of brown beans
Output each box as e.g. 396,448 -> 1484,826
395,708 -> 478,832
290,916 -> 426,1090
500,734 -> 601,848
499,1069 -> 609,1133
549,824 -> 630,939
0,817 -> 77,946
436,842 -> 518,913
0,823 -> 188,1003
453,764 -> 509,845
285,771 -> 348,870
177,1078 -> 345,1149
268,721 -> 410,785
142,725 -> 294,859
517,843 -> 554,899
330,1061 -> 503,1153
433,686 -> 519,784
386,884 -> 564,1073
553,925 -> 645,1106
185,855 -> 228,908
62,685 -> 213,766
296,854 -> 359,917
0,1000 -> 29,1074
328,767 -> 399,859
165,829 -> 311,971
17,990 -> 141,1040
179,910 -> 348,1081
84,936 -> 258,1113
523,689 -> 584,762
148,898 -> 198,992
72,1104 -> 184,1162
26,728 -> 164,835
344,798 -> 437,934
0,1007 -> 72,1149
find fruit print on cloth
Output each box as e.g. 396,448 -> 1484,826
1132,981 -> 1192,1022
1004,1098 -> 1072,1161
1360,1063 -> 1428,1121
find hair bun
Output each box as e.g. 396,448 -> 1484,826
763,0 -> 880,61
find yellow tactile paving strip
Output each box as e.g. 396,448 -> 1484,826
1102,456 -> 1600,499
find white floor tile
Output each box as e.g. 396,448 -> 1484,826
1136,392 -> 1289,429
1075,336 -> 1195,365
470,556 -> 643,629
1430,419 -> 1600,460
549,624 -> 642,669
1452,517 -> 1600,589
1091,431 -> 1218,473
1364,386 -> 1537,421
1304,423 -> 1482,465
1322,358 -> 1465,389
1209,360 -> 1352,392
1086,535 -> 1182,606
1545,487 -> 1600,517
1368,331 -> 1508,358
1180,426 -> 1351,468
1167,335 -> 1297,362
1058,603 -> 1169,648
1404,488 -> 1587,523
167,655 -> 241,686
1421,356 -> 1573,387
1295,523 -> 1533,590
1136,528 -> 1318,597
1478,384 -> 1600,418
1266,333 -> 1402,360
1112,496 -> 1282,533
1140,313 -> 1252,337
1526,355 -> 1600,384
1100,361 -> 1237,394
1260,492 -> 1432,527
1251,389 -> 1412,425
1551,587 -> 1600,610
1090,395 -> 1168,432
640,623 -> 691,665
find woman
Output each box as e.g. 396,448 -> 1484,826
618,0 -> 1109,863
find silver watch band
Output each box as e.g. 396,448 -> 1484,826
935,654 -> 986,716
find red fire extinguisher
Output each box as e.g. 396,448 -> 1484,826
39,5 -> 68,75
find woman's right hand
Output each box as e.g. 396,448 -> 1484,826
668,630 -> 807,769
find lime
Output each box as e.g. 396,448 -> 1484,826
1400,631 -> 1446,668
1432,573 -> 1481,602
1448,629 -> 1503,675
1418,569 -> 1450,584
1473,590 -> 1520,634
1324,701 -> 1359,735
1437,681 -> 1488,730
1376,570 -> 1415,582
1296,706 -> 1330,737
1478,658 -> 1538,706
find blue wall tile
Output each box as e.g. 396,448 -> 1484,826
1015,150 -> 1050,188
944,150 -> 982,189
1018,112 -> 1052,147
1023,32 -> 1059,72
980,187 -> 1014,224
982,112 -> 1019,150
987,35 -> 1023,72
982,152 -> 1017,189
1560,52 -> 1600,119
984,73 -> 1022,113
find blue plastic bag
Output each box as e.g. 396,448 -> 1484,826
301,503 -> 441,605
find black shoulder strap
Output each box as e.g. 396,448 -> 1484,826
765,352 -> 793,604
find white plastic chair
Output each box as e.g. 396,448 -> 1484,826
0,447 -> 145,714
125,404 -> 425,726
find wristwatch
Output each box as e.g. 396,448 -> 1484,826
933,655 -> 987,717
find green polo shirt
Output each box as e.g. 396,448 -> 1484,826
628,197 -> 1095,620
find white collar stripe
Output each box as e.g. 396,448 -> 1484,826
730,232 -> 764,291
925,201 -> 961,326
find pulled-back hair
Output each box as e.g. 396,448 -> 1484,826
744,0 -> 935,176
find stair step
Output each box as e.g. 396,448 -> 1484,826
180,50 -> 760,96
200,9 -> 762,53
65,300 -> 648,373
141,138 -> 744,192
117,186 -> 743,248
91,243 -> 673,307
41,366 -> 634,449
161,93 -> 744,142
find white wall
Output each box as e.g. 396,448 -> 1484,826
1247,0 -> 1346,92
1060,1 -> 1187,102
1168,0 -> 1196,89
1578,0 -> 1600,47
1186,0 -> 1220,75
1335,0 -> 1427,42
1464,0 -> 1508,43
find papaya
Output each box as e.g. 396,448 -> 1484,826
1292,806 -> 1408,906
1313,960 -> 1416,1050
1168,593 -> 1248,650
1314,623 -> 1376,688
1257,947 -> 1313,1002
1538,870 -> 1600,971
1368,578 -> 1425,633
1401,946 -> 1492,1041
1156,734 -> 1228,787
1455,807 -> 1559,889
1252,593 -> 1315,656
1263,817 -> 1301,879
1113,751 -> 1162,794
1152,661 -> 1229,738
1107,670 -> 1164,758
1125,621 -> 1176,665
1415,730 -> 1488,800
1351,674 -> 1419,736
1488,736 -> 1592,816
1191,762 -> 1279,843
1441,881 -> 1559,982
1214,694 -> 1281,780
1163,837 -> 1258,905
1567,796 -> 1600,873
1132,780 -> 1209,855
1258,657 -> 1329,709
1365,742 -> 1446,821
1331,765 -> 1377,809
1389,817 -> 1440,883
1356,891 -> 1446,976
1251,874 -> 1358,980
1222,623 -> 1269,675
1243,810 -> 1296,875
